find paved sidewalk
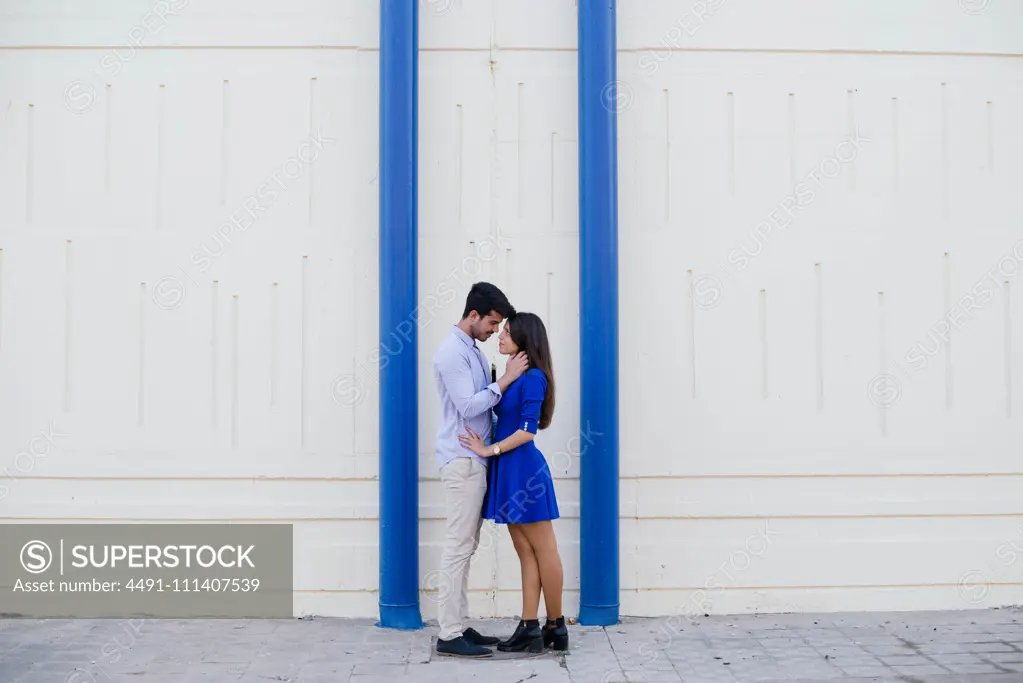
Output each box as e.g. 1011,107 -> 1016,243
3,609 -> 1023,682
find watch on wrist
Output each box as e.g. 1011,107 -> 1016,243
492,443 -> 501,456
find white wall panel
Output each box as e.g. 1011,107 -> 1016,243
618,6 -> 1023,615
0,6 -> 381,618
3,0 -> 1023,620
0,0 -> 368,48
619,0 -> 1023,55
415,2 -> 583,622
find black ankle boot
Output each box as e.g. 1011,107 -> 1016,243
497,619 -> 527,649
543,616 -> 569,651
497,619 -> 543,653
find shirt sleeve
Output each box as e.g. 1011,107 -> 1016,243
435,349 -> 502,420
518,371 -> 547,434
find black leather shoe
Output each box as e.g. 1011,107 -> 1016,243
497,619 -> 543,653
463,627 -> 500,646
436,635 -> 493,658
543,616 -> 569,651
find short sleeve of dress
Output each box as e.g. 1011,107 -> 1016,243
518,370 -> 547,434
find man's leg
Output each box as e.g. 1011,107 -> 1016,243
438,457 -> 487,642
461,465 -> 486,623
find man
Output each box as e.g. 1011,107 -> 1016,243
433,282 -> 529,658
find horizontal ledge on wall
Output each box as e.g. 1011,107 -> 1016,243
293,589 -> 379,594
621,515 -> 1023,519
0,44 -> 367,51
319,583 -> 1023,594
1,46 -> 1020,58
0,515 -> 582,522
7,476 -> 384,483
628,473 -> 1023,480
619,513 -> 1023,520
620,47 -> 1023,58
623,582 -> 1023,592
0,517 -> 381,522
290,589 -> 583,595
5,512 -> 1023,522
13,473 -> 1023,482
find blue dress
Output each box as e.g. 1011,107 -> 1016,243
482,368 -> 560,524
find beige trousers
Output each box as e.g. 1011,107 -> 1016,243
437,456 -> 487,641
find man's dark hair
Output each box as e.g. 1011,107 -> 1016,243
461,282 -> 515,320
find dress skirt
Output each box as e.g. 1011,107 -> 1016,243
482,444 -> 560,524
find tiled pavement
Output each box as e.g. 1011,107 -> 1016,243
3,609 -> 1023,682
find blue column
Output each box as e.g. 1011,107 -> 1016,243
378,0 -> 423,630
578,0 -> 620,627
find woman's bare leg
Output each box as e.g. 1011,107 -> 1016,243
519,521 -> 563,619
508,523 -> 541,620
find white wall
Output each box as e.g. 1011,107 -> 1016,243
0,0 -> 382,617
618,0 -> 1023,615
1,0 -> 1022,619
418,0 -> 583,620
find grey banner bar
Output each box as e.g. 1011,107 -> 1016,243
0,524 -> 293,618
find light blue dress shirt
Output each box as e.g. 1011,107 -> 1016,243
433,325 -> 503,471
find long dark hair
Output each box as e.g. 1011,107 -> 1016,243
507,312 -> 555,430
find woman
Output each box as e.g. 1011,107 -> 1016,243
458,312 -> 568,654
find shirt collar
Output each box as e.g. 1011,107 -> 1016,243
451,324 -> 478,349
